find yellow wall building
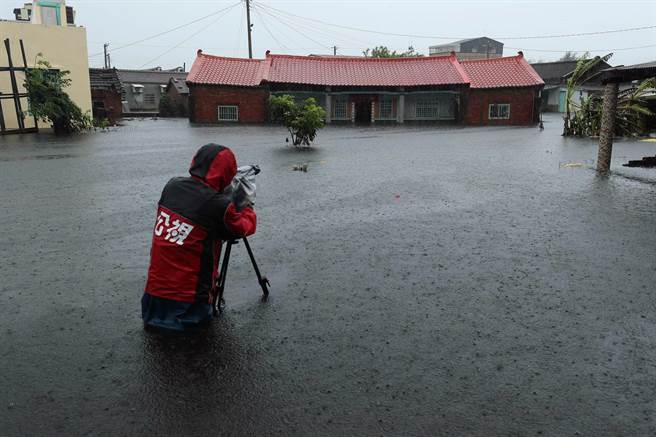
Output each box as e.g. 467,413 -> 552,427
0,1 -> 91,133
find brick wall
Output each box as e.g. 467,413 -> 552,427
189,85 -> 269,123
464,87 -> 541,125
91,89 -> 122,123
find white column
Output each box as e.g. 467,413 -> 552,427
325,94 -> 332,123
351,102 -> 355,123
397,94 -> 405,123
371,101 -> 375,123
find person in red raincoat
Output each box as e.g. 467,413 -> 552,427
141,144 -> 256,331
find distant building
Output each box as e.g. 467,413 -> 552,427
187,50 -> 543,126
117,68 -> 187,115
89,68 -> 122,123
429,37 -> 503,60
530,60 -> 612,112
0,0 -> 91,134
163,77 -> 189,116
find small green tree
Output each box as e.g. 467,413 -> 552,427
23,58 -> 91,135
269,95 -> 326,147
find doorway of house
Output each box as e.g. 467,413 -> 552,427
352,95 -> 373,124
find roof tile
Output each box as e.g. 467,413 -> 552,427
461,55 -> 544,88
186,52 -> 545,89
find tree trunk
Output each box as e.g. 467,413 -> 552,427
596,82 -> 619,173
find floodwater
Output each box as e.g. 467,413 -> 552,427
1,115 -> 655,436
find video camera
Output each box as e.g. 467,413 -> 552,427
225,165 -> 260,210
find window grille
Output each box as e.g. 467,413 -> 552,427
333,98 -> 348,119
415,96 -> 440,119
488,103 -> 510,119
218,105 -> 239,121
379,96 -> 394,119
144,94 -> 156,105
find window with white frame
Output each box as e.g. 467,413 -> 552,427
218,105 -> 239,121
333,97 -> 348,119
415,95 -> 440,119
379,96 -> 394,119
488,103 -> 510,119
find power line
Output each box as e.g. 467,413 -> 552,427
88,1 -> 241,58
253,5 -> 350,49
256,3 -> 656,41
254,5 -> 331,50
137,5 -> 238,68
253,7 -> 288,50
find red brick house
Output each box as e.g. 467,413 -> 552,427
460,55 -> 545,125
187,50 -> 543,126
89,68 -> 123,123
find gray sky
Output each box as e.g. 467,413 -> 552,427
3,0 -> 655,69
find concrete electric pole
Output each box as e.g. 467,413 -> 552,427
103,43 -> 110,68
245,0 -> 253,59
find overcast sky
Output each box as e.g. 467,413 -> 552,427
2,0 -> 654,69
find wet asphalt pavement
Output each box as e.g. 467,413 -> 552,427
1,114 -> 655,436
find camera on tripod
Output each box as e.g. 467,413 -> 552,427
224,164 -> 260,211
213,164 -> 269,315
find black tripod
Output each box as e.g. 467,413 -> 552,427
212,237 -> 270,315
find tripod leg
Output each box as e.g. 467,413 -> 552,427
214,240 -> 234,315
242,237 -> 270,297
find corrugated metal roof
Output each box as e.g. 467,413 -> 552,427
461,55 -> 544,89
117,69 -> 187,85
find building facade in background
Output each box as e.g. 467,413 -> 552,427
429,37 -> 504,60
117,68 -> 187,115
164,76 -> 190,116
187,50 -> 543,127
0,0 -> 91,133
530,60 -> 612,112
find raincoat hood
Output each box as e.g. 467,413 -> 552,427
189,144 -> 237,191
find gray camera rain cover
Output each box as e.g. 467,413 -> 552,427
226,165 -> 259,210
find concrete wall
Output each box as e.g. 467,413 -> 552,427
188,85 -> 269,123
0,20 -> 91,131
465,87 -> 540,125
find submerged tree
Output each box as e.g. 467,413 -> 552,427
24,57 -> 91,135
269,95 -> 326,147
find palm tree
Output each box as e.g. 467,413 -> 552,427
563,53 -> 613,136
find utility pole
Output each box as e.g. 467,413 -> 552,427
332,46 -> 337,56
103,43 -> 109,68
245,0 -> 253,59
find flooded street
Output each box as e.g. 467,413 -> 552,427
1,114 -> 655,436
